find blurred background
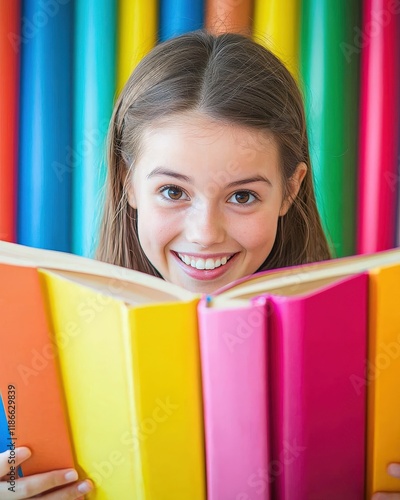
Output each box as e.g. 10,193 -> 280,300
0,0 -> 399,259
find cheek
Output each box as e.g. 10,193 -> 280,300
232,212 -> 279,251
137,206 -> 181,249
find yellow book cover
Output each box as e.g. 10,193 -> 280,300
40,269 -> 205,499
366,264 -> 400,497
127,303 -> 205,498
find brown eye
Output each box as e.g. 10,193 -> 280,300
235,191 -> 250,203
160,185 -> 189,201
167,187 -> 183,200
228,190 -> 259,206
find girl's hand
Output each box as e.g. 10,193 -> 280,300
0,447 -> 93,499
372,463 -> 400,500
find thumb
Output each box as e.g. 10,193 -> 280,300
388,463 -> 400,479
0,447 -> 31,478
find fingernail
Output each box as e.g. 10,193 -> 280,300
15,447 -> 31,460
77,480 -> 93,494
65,469 -> 79,482
387,463 -> 400,477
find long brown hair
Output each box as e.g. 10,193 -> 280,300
96,30 -> 331,278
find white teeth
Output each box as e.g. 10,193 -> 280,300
177,253 -> 233,270
205,258 -> 215,270
195,259 -> 205,270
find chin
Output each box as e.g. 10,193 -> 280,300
183,278 -> 231,294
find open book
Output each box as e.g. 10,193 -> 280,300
1,240 -> 400,499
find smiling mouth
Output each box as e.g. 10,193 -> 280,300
175,252 -> 236,270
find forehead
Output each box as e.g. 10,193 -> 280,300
137,112 -> 281,174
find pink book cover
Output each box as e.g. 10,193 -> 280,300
197,296 -> 270,500
267,273 -> 368,499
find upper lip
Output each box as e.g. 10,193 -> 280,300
172,251 -> 238,259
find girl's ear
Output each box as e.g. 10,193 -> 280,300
279,162 -> 307,216
127,183 -> 137,209
123,168 -> 137,209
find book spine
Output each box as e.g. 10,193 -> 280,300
159,0 -> 204,41
18,0 -> 73,251
116,0 -> 157,94
367,265 -> 400,495
198,296 -> 270,500
72,0 -> 116,257
300,0 -> 360,257
357,0 -> 399,253
0,0 -> 20,243
128,299 -> 206,499
206,0 -> 253,35
253,0 -> 300,78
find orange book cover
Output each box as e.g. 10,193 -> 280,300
0,263 -> 74,475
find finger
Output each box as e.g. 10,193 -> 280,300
39,479 -> 94,500
372,494 -> 400,500
0,448 -> 31,478
0,468 -> 81,500
388,464 -> 400,479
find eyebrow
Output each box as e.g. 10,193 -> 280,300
146,167 -> 272,188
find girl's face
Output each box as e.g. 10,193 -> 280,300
127,112 -> 306,293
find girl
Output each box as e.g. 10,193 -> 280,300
0,30 -> 398,498
96,29 -> 330,294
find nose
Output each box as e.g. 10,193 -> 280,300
185,204 -> 226,247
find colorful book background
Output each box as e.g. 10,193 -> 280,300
0,3 -> 399,254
